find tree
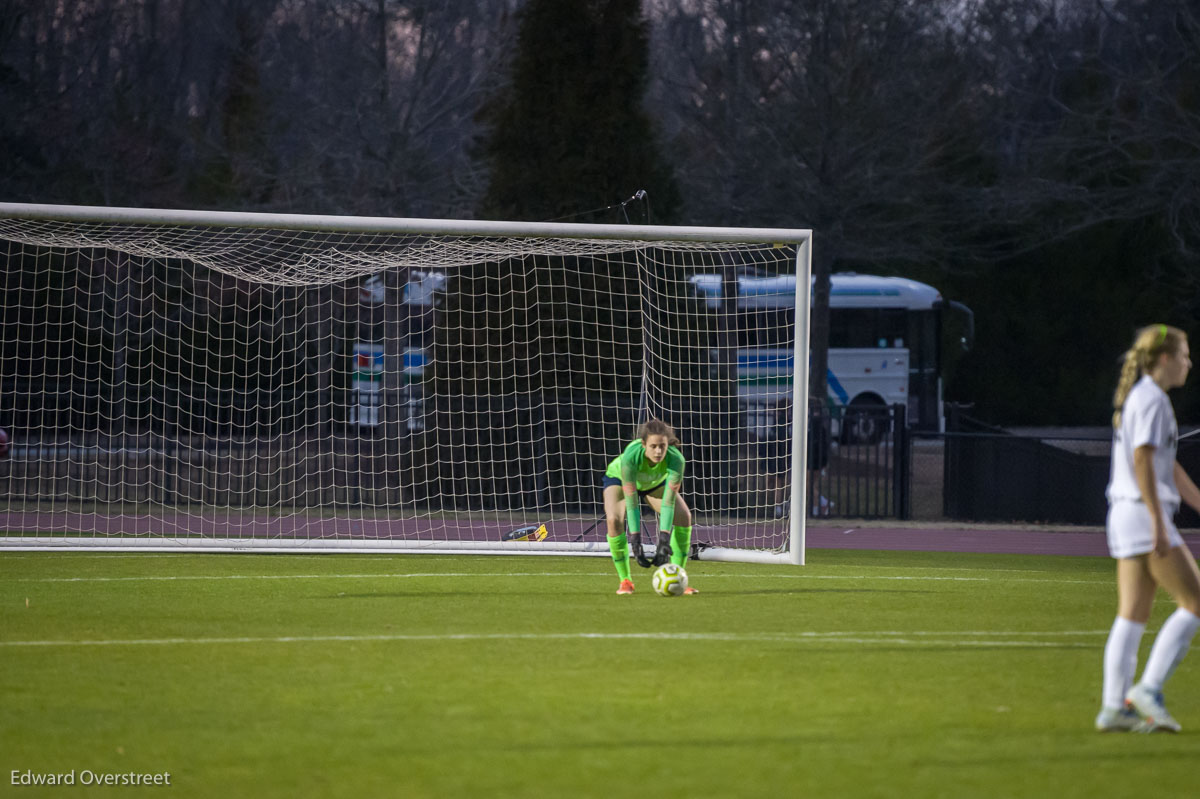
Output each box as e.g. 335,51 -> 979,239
0,0 -> 515,217
649,0 -> 989,404
460,0 -> 686,438
478,0 -> 679,222
260,0 -> 515,217
944,0 -> 1200,422
647,0 -> 1200,422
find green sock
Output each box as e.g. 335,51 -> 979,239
670,525 -> 692,567
608,533 -> 631,580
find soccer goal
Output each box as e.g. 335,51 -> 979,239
0,203 -> 812,564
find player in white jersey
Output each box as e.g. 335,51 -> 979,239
1097,324 -> 1200,733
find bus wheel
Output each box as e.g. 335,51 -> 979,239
843,398 -> 888,445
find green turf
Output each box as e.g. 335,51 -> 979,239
2,548 -> 1198,798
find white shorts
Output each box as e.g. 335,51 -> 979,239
1105,499 -> 1184,559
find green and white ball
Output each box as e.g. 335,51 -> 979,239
651,563 -> 688,597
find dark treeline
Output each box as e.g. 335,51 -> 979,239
2,0 -> 1199,424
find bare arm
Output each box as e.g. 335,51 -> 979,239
1175,461 -> 1200,516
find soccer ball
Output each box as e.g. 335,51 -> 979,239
651,563 -> 688,597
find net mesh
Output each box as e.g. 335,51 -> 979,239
0,213 -> 804,555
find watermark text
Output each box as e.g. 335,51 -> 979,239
12,770 -> 171,787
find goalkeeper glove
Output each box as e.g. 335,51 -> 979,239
652,531 -> 673,566
629,531 -> 652,568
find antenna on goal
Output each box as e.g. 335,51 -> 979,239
619,189 -> 650,225
540,188 -> 650,225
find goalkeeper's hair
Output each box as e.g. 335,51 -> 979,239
1112,323 -> 1187,429
638,418 -> 681,447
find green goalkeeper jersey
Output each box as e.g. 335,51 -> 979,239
604,439 -> 686,534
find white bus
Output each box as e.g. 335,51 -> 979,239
689,272 -> 973,443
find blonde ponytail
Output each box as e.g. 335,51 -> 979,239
1111,349 -> 1142,429
1112,324 -> 1187,428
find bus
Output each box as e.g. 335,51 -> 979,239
689,272 -> 973,443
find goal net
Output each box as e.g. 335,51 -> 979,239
0,204 -> 812,564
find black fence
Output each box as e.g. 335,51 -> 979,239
807,403 -> 910,519
942,405 -> 1200,528
942,410 -> 1109,524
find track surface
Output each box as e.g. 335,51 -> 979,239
806,524 -> 1200,557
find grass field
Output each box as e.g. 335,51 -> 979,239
3,548 -> 1199,798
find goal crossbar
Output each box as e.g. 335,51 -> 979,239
0,202 -> 810,245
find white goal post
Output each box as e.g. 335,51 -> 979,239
0,203 -> 812,564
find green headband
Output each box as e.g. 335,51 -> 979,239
1157,324 -> 1169,345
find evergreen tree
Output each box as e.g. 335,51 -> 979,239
478,0 -> 679,222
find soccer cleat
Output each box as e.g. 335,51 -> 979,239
683,586 -> 699,595
1126,684 -> 1182,732
1094,704 -> 1150,733
616,579 -> 635,595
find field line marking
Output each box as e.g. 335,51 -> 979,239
0,630 -> 1110,649
0,554 -> 1091,575
0,553 -> 415,561
9,572 -> 590,582
5,572 -> 1109,585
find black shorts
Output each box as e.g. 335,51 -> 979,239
601,475 -> 666,497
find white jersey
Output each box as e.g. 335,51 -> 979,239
1106,374 -> 1179,505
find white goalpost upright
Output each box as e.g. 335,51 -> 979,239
0,203 -> 812,564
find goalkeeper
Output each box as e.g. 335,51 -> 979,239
602,419 -> 697,595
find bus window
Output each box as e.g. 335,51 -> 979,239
829,308 -> 906,349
